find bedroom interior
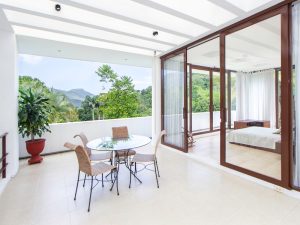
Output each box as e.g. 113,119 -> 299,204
187,15 -> 282,179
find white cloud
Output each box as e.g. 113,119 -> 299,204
19,54 -> 43,65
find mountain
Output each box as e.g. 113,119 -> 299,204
53,88 -> 94,107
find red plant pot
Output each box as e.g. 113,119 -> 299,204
26,139 -> 45,165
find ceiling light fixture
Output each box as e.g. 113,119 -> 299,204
55,4 -> 61,12
153,31 -> 158,36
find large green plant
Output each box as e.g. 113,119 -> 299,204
18,89 -> 51,140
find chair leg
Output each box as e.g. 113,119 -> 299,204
129,162 -> 132,188
83,174 -> 86,187
154,160 -> 159,188
155,159 -> 160,177
102,174 -> 104,187
110,159 -> 113,183
88,176 -> 94,212
116,166 -> 119,196
74,170 -> 80,201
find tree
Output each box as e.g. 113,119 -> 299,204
19,76 -> 78,123
78,96 -> 101,121
96,65 -> 139,119
136,86 -> 152,116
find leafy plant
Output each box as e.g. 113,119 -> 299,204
18,89 -> 51,140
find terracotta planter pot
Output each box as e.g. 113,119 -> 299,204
26,139 -> 45,164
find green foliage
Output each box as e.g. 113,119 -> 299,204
96,66 -> 139,119
78,96 -> 102,121
18,89 -> 51,140
136,86 -> 152,116
19,76 -> 79,123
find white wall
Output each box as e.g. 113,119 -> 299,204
0,29 -> 18,193
19,116 -> 152,158
152,56 -> 161,138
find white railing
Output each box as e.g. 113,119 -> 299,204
19,116 -> 152,158
191,111 -> 236,131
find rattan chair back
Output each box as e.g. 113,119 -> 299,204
154,130 -> 166,155
74,132 -> 91,155
112,126 -> 129,138
74,145 -> 92,175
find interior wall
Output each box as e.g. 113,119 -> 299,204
0,28 -> 19,194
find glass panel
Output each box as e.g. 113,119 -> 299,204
163,53 -> 185,149
213,71 -> 220,130
4,9 -> 172,52
149,0 -> 236,26
191,69 -> 210,132
1,0 -> 188,45
12,26 -> 156,56
225,0 -> 274,12
292,1 -> 300,187
69,0 -> 208,37
225,15 -> 281,180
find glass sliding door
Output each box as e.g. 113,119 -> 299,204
190,68 -> 210,133
162,50 -> 188,152
221,6 -> 291,187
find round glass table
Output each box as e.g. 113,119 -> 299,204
87,135 -> 151,184
86,135 -> 151,152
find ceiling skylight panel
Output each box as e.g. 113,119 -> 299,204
4,10 -> 172,52
147,0 -> 237,26
67,0 -> 209,37
0,0 -> 188,45
12,25 -> 158,56
225,0 -> 276,12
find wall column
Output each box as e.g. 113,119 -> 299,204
0,28 -> 19,194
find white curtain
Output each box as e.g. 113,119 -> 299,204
293,1 -> 300,187
236,69 -> 276,127
163,54 -> 184,148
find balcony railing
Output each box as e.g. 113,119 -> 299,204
0,132 -> 8,178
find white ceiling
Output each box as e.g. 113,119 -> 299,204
188,15 -> 281,72
0,0 -> 283,66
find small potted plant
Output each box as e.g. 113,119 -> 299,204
18,89 -> 51,164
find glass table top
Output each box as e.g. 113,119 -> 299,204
86,135 -> 151,151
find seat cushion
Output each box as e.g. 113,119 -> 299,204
116,150 -> 136,157
92,162 -> 116,176
132,153 -> 155,162
90,152 -> 112,161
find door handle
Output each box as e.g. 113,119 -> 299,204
183,107 -> 186,119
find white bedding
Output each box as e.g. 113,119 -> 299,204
227,126 -> 281,150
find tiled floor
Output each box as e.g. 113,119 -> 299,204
1,144 -> 300,225
189,132 -> 281,179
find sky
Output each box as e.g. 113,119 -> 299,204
18,54 -> 152,95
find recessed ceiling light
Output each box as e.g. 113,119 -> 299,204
153,31 -> 159,37
55,4 -> 61,12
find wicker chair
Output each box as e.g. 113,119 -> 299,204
74,132 -> 113,186
129,130 -> 166,188
112,126 -> 136,158
73,145 -> 119,212
74,132 -> 112,161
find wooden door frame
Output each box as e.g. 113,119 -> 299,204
161,49 -> 188,152
220,5 -> 292,189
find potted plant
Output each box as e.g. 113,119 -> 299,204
18,89 -> 51,164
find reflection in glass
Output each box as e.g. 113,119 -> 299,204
163,53 -> 185,149
225,15 -> 282,179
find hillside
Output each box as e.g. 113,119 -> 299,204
53,88 -> 94,107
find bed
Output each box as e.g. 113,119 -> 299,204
227,126 -> 281,153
